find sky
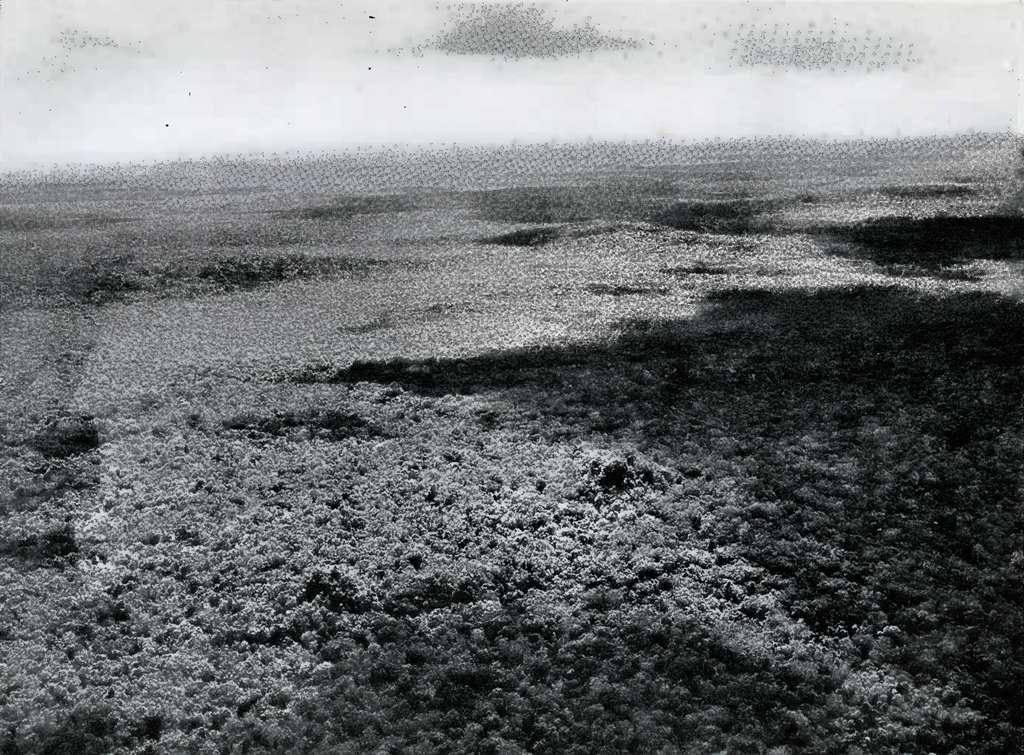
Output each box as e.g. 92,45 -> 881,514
1,1 -> 1020,171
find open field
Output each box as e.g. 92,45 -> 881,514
1,136 -> 1022,755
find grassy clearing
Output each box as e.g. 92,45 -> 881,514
1,138 -> 1023,755
3,162 -> 1016,309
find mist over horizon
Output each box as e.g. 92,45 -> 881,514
2,1 -> 1019,174
4,133 -> 1020,191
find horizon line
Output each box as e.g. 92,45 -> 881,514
3,131 -> 1020,181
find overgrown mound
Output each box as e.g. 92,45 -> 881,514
579,449 -> 674,494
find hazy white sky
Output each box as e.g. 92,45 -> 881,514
1,1 -> 1020,171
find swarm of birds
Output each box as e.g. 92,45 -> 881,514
424,2 -> 646,61
731,25 -> 917,73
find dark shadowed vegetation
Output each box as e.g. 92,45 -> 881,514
0,462 -> 97,515
584,282 -> 671,296
1,417 -> 101,516
51,253 -> 391,304
274,194 -> 417,220
0,708 -> 122,755
261,286 -> 1024,754
196,253 -> 383,291
219,409 -> 384,441
0,208 -> 133,232
878,184 -> 980,199
480,226 -> 564,247
470,186 -> 598,224
0,524 -> 79,566
821,215 -> 1024,268
662,262 -> 730,276
650,199 -> 777,234
27,417 -> 101,458
288,348 -> 598,394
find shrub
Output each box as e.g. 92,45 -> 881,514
20,709 -> 118,755
580,450 -> 672,493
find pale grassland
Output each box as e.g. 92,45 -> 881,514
66,227 -> 1021,419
